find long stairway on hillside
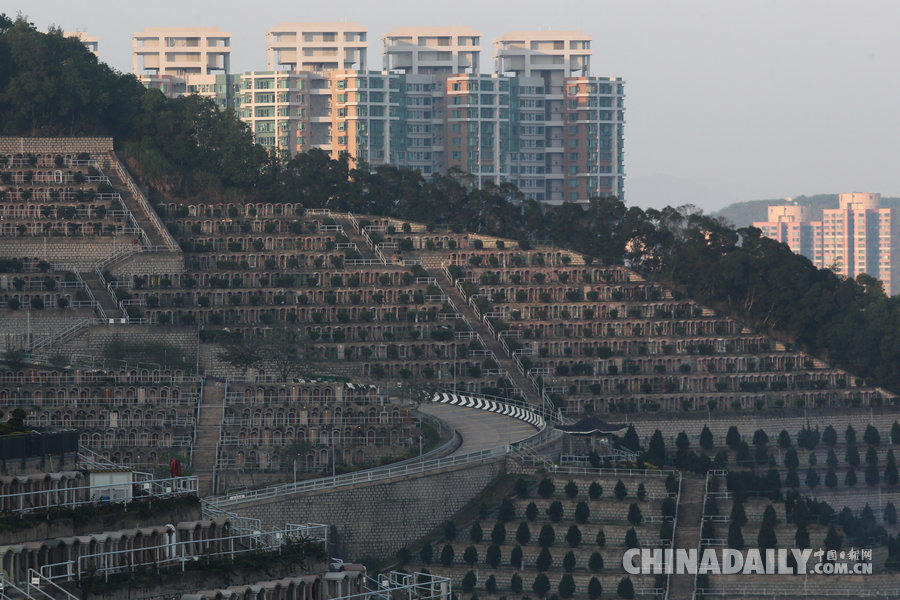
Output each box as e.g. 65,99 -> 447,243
81,271 -> 126,320
331,215 -> 378,260
434,268 -> 542,407
193,381 -> 226,496
667,475 -> 706,599
103,153 -> 178,250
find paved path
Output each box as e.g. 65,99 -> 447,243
418,402 -> 537,455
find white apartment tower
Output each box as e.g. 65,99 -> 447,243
266,22 -> 368,73
382,27 -> 481,76
132,28 -> 231,97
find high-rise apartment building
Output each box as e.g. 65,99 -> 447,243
64,31 -> 99,58
140,22 -> 624,204
753,204 -> 823,265
755,193 -> 897,295
383,27 -> 481,76
267,23 -> 367,72
132,28 -> 231,98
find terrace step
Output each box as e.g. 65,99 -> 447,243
435,268 -> 542,408
667,475 -> 706,599
80,271 -> 125,319
193,380 -> 225,496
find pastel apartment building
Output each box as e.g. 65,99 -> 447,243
132,27 -> 231,98
132,23 -> 624,204
64,31 -> 99,57
267,22 -> 368,72
754,193 -> 897,295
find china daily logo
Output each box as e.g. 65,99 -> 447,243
623,548 -> 874,575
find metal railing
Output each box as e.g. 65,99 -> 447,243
0,474 -> 197,513
208,445 -> 507,509
40,521 -> 327,582
332,572 -> 451,600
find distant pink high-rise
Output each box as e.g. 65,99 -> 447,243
754,193 -> 897,295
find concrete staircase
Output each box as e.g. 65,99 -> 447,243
667,475 -> 706,599
81,271 -> 125,320
193,380 -> 226,496
331,215 -> 378,259
434,268 -> 542,407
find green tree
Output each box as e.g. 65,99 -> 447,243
588,577 -> 602,600
516,522 -> 531,545
777,429 -> 792,449
510,573 -> 523,594
564,480 -> 579,498
728,521 -> 744,549
647,429 -> 667,464
627,503 -> 643,526
538,478 -> 555,498
463,545 -> 478,567
614,480 -> 627,501
726,426 -> 741,450
562,550 -> 576,572
795,525 -> 810,548
461,571 -> 476,594
864,424 -> 881,447
491,522 -> 506,545
511,544 -> 523,569
485,544 -> 501,568
484,575 -> 497,595
884,502 -> 897,525
624,528 -> 639,548
845,467 -> 858,487
825,468 -> 837,488
469,521 -> 483,543
547,500 -> 564,522
823,425 -> 837,447
419,542 -> 433,564
700,425 -> 714,450
616,576 -> 635,599
574,501 -> 590,524
885,449 -> 899,485
757,520 -> 777,550
532,574 -> 551,598
440,544 -> 454,566
588,481 -> 602,499
589,551 -> 604,572
526,501 -> 539,521
637,483 -> 647,501
565,525 -> 582,547
538,524 -> 555,547
595,528 -> 606,547
730,500 -> 748,527
558,574 -> 575,599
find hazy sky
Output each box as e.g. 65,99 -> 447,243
16,0 -> 900,210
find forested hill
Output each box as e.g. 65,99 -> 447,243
714,195 -> 900,227
1,15 -> 898,394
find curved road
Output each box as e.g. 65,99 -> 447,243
418,402 -> 538,455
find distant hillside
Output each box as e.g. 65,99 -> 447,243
714,194 -> 900,228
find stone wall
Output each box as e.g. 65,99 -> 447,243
0,238 -> 140,267
226,458 -> 506,561
48,323 -> 198,364
109,250 -> 185,279
0,137 -> 114,154
0,309 -> 95,350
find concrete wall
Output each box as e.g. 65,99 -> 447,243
226,459 -> 506,561
0,238 -> 140,267
109,250 -> 185,279
0,137 -> 114,154
46,323 -> 198,364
